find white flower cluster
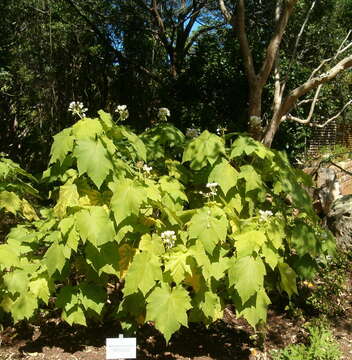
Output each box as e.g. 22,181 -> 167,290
249,116 -> 262,128
115,104 -> 129,121
68,101 -> 88,118
206,182 -> 219,196
216,125 -> 227,136
186,126 -> 201,138
142,164 -> 152,174
158,107 -> 170,121
161,230 -> 176,249
258,209 -> 273,222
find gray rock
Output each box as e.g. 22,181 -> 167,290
327,194 -> 352,250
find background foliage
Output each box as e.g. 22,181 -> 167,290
0,0 -> 351,168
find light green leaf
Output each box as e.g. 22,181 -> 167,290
0,244 -> 19,268
188,206 -> 228,254
11,293 -> 38,321
62,305 -> 87,326
208,256 -> 230,281
124,252 -> 162,296
208,159 -> 239,195
230,136 -> 272,160
266,219 -> 285,249
98,110 -> 113,129
110,179 -> 145,223
195,290 -> 223,321
234,288 -> 271,328
228,256 -> 266,304
54,183 -> 79,218
261,242 -> 280,270
139,234 -> 165,256
72,118 -> 104,139
0,191 -> 21,214
234,231 -> 266,258
21,198 -> 39,220
278,262 -> 297,298
239,165 -> 263,192
29,277 -> 50,304
164,247 -> 192,284
76,206 -> 115,247
120,127 -> 146,161
159,176 -> 188,204
146,284 -> 192,342
73,138 -> 112,188
182,130 -> 225,170
49,128 -> 74,164
44,242 -> 67,276
3,270 -> 28,295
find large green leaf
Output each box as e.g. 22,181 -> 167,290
79,283 -> 106,315
278,262 -> 297,298
110,179 -> 145,224
73,138 -> 112,188
49,128 -> 74,164
123,251 -> 162,296
0,244 -> 19,268
228,256 -> 266,304
238,165 -> 263,192
291,222 -> 319,257
62,305 -> 87,326
208,158 -> 239,195
194,290 -> 223,321
182,130 -> 225,170
164,246 -> 192,284
230,136 -> 272,159
234,230 -> 267,258
3,270 -> 29,295
54,183 -> 79,218
29,277 -> 51,304
11,293 -> 38,321
120,127 -> 146,161
76,206 -> 115,247
44,241 -> 67,276
72,117 -> 104,139
188,206 -> 228,254
146,284 -> 192,342
0,190 -> 21,214
233,288 -> 271,328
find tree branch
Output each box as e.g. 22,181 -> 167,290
285,84 -> 322,124
218,0 -> 233,23
258,0 -> 298,86
280,54 -> 352,116
313,99 -> 352,128
237,0 -> 256,85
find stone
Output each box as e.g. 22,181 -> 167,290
327,194 -> 352,251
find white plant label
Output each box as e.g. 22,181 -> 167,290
106,336 -> 136,359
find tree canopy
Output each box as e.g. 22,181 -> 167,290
1,0 -> 351,167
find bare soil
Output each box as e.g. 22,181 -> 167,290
1,299 -> 351,360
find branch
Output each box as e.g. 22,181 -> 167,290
280,54 -> 352,116
313,99 -> 352,128
285,84 -> 322,124
218,0 -> 233,23
281,0 -> 317,90
237,0 -> 256,85
310,31 -> 352,80
258,0 -> 298,86
185,23 -> 225,54
273,0 -> 284,114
